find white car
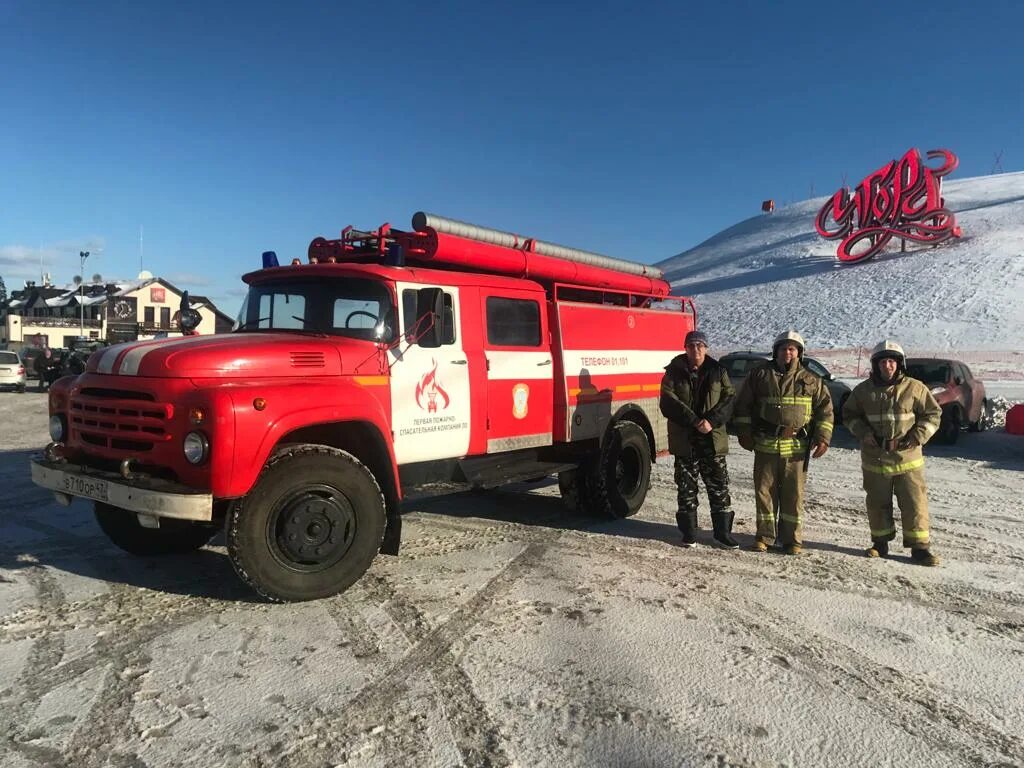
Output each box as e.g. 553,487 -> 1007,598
0,350 -> 27,393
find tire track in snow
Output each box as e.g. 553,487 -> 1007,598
272,543 -> 549,768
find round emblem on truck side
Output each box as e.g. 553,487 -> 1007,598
512,383 -> 530,419
627,315 -> 635,328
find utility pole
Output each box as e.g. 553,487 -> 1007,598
79,251 -> 89,337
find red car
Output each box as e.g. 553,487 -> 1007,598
905,358 -> 990,444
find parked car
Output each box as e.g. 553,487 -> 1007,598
905,357 -> 989,444
0,350 -> 27,392
719,350 -> 852,427
19,347 -> 45,380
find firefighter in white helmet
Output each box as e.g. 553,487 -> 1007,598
843,340 -> 942,566
733,331 -> 834,554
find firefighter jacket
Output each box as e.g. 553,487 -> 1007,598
659,353 -> 735,457
842,373 -> 941,475
733,359 -> 834,456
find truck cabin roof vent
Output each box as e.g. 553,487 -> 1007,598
290,352 -> 325,368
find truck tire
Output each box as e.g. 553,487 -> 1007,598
936,406 -> 961,445
227,445 -> 386,602
557,465 -> 593,514
94,502 -> 217,555
587,421 -> 651,519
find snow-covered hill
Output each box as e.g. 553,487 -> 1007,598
658,171 -> 1024,353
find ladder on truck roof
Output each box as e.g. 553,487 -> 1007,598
307,212 -> 674,300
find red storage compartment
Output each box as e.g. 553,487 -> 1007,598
1006,403 -> 1024,435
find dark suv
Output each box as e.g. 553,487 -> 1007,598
719,351 -> 852,427
905,358 -> 989,444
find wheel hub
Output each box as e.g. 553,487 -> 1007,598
616,447 -> 642,496
272,485 -> 357,571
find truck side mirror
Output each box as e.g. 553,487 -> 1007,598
415,287 -> 447,348
178,291 -> 202,335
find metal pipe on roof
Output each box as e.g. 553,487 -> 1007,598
411,212 -> 664,279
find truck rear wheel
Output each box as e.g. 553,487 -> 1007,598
557,464 -> 593,514
587,421 -> 651,519
227,445 -> 386,602
94,502 -> 217,555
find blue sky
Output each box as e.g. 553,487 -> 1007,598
2,1 -> 1021,314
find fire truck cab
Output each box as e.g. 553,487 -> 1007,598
31,213 -> 695,602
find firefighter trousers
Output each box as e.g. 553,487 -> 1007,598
862,468 -> 930,548
674,450 -> 731,529
753,451 -> 806,546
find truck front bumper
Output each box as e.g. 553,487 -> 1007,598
30,457 -> 213,522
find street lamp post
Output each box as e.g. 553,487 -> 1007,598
79,251 -> 89,337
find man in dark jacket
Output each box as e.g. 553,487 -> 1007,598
659,330 -> 738,548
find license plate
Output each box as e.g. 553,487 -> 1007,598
0,368 -> 10,373
63,475 -> 109,502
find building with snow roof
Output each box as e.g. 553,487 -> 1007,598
1,275 -> 233,351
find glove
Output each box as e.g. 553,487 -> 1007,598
898,436 -> 920,450
811,441 -> 828,459
862,434 -> 879,449
738,434 -> 754,451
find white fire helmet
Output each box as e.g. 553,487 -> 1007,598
773,330 -> 805,353
870,339 -> 906,362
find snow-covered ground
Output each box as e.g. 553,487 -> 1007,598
2,386 -> 1024,768
659,171 -> 1024,356
2,173 -> 1023,766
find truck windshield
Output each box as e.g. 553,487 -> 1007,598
234,278 -> 395,342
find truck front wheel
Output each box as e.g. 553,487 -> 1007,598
94,502 -> 218,555
588,421 -> 652,519
227,445 -> 386,602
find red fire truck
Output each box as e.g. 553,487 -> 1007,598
31,213 -> 696,601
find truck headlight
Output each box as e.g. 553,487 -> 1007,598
48,414 -> 66,442
183,432 -> 209,464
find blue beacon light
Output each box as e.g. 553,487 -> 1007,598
262,251 -> 280,268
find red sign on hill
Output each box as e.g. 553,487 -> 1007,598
815,148 -> 962,263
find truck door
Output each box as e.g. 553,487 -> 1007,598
481,290 -> 553,453
389,282 -> 472,464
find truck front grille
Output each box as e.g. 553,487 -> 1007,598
70,387 -> 174,453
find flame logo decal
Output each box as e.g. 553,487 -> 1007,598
415,359 -> 451,412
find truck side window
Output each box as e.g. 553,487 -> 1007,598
486,297 -> 541,347
402,289 -> 455,345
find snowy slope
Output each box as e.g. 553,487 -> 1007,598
658,171 -> 1024,352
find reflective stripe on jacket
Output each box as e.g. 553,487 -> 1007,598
842,374 -> 941,475
733,358 -> 834,454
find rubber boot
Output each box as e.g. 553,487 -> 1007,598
911,548 -> 939,567
677,510 -> 698,548
865,540 -> 889,558
711,512 -> 739,549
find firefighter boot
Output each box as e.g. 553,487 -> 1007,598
677,510 -> 698,548
911,548 -> 940,567
865,540 -> 889,558
711,512 -> 739,549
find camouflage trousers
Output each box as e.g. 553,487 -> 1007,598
753,451 -> 806,547
863,468 -> 930,549
673,441 -> 731,529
